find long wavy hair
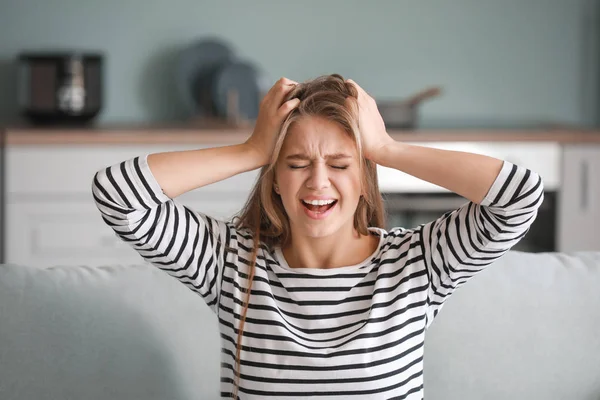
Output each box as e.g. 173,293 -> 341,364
229,73 -> 386,398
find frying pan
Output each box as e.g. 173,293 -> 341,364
376,87 -> 442,129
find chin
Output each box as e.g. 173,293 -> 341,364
296,216 -> 352,239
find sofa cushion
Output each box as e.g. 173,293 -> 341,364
0,251 -> 599,400
424,251 -> 600,400
0,263 -> 221,400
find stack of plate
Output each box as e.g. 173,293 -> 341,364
175,37 -> 269,125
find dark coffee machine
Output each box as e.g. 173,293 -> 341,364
17,52 -> 103,124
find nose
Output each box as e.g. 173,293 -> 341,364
305,163 -> 331,191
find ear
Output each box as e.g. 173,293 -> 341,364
274,183 -> 280,194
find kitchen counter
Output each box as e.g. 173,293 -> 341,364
2,125 -> 600,145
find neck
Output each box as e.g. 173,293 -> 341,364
282,225 -> 378,269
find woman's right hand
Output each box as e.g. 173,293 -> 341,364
245,77 -> 301,165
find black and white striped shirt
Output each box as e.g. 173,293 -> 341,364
92,155 -> 543,399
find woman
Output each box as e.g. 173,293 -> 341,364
92,74 -> 543,399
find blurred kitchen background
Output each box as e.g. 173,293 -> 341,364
1,0 -> 599,126
1,0 -> 599,267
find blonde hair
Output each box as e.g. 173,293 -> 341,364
230,73 -> 386,398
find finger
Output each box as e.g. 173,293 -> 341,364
272,80 -> 298,106
274,77 -> 297,92
277,97 -> 301,117
264,77 -> 297,103
279,77 -> 298,85
346,79 -> 373,102
346,79 -> 366,95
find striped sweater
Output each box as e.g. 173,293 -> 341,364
92,155 -> 543,399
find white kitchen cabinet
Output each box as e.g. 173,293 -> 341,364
6,197 -> 143,267
3,138 -> 596,266
5,194 -> 250,268
4,144 -> 257,267
557,145 -> 600,251
377,141 -> 560,192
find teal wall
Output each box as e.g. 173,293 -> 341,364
0,0 -> 597,127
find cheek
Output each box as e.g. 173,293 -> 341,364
334,173 -> 362,199
275,171 -> 299,204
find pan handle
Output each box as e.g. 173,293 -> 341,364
404,87 -> 442,107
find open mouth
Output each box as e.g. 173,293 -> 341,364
301,199 -> 338,214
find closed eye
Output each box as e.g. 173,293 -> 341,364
288,164 -> 349,170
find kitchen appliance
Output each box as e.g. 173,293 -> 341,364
17,52 -> 103,124
379,141 -> 560,253
383,191 -> 556,252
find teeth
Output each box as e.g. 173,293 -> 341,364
302,199 -> 336,206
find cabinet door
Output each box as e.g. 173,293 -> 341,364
558,145 -> 600,251
5,144 -> 257,267
5,193 -> 249,268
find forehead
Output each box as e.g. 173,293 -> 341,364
281,116 -> 357,157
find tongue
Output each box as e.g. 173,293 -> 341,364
304,202 -> 335,212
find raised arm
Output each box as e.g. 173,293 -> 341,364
347,79 -> 544,326
147,143 -> 266,198
372,142 -> 503,204
91,78 -> 300,311
148,77 -> 301,197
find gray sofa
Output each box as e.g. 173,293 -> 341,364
1,251 -> 599,400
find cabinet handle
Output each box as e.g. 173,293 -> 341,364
580,160 -> 589,211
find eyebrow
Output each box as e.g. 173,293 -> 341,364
285,153 -> 353,161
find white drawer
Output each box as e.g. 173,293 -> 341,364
377,141 -> 561,192
6,144 -> 259,195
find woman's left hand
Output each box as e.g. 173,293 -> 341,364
346,79 -> 395,162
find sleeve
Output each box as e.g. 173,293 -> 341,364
419,161 -> 544,328
91,154 -> 233,314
